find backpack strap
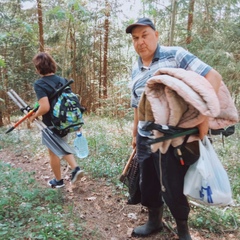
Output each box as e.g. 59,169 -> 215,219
41,77 -> 71,99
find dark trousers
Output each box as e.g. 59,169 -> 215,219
136,133 -> 190,220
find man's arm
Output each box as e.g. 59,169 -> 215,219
198,68 -> 222,139
204,68 -> 222,93
132,107 -> 138,148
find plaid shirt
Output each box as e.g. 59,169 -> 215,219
130,45 -> 211,108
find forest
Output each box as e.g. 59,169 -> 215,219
0,0 -> 240,240
0,1 -> 240,239
0,0 -> 240,124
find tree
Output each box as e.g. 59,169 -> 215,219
169,0 -> 177,45
186,0 -> 195,45
0,0 -> 37,125
0,0 -> 239,123
37,0 -> 44,52
102,0 -> 110,99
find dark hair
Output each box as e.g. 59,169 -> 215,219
32,52 -> 57,75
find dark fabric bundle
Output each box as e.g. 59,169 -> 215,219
121,153 -> 141,205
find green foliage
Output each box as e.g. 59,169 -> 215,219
1,0 -> 240,119
47,6 -> 66,20
0,57 -> 5,67
0,162 -> 84,239
190,205 -> 239,233
72,115 -> 132,184
0,115 -> 240,237
22,21 -> 33,33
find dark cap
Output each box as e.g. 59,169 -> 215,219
126,17 -> 156,34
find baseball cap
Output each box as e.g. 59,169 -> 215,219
126,17 -> 156,34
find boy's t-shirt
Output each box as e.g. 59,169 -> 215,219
34,75 -> 67,126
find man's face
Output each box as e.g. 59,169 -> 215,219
131,26 -> 159,61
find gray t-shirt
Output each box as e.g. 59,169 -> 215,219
130,45 -> 211,108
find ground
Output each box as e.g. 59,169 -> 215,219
1,149 -> 239,240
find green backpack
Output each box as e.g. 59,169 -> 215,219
43,78 -> 85,137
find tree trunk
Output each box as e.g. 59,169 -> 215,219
99,32 -> 102,100
1,46 -> 9,126
102,0 -> 110,99
169,0 -> 177,46
0,109 -> 3,127
186,0 -> 195,45
37,0 -> 44,52
70,25 -> 77,82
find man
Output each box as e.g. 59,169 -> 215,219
126,17 -> 221,240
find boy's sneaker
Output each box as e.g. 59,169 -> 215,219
48,178 -> 65,188
71,166 -> 84,184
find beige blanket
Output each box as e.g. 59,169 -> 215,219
139,68 -> 239,153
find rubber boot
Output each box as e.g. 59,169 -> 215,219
176,219 -> 192,240
132,206 -> 163,237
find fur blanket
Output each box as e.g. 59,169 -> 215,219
138,68 -> 239,153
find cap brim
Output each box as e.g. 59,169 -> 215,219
126,23 -> 148,34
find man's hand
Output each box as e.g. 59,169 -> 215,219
198,116 -> 209,140
132,136 -> 136,149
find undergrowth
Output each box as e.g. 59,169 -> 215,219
75,115 -> 132,183
0,162 -> 84,239
0,115 -> 239,238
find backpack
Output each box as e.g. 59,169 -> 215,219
42,77 -> 85,137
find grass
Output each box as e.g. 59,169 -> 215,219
75,115 -> 132,183
0,162 -> 84,239
190,205 -> 239,233
0,115 -> 239,238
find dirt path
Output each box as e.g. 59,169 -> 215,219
1,150 -> 239,240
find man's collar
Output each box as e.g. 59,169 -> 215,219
138,44 -> 160,70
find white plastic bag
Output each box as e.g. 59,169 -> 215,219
184,136 -> 233,206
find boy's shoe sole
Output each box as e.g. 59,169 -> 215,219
71,169 -> 84,184
48,179 -> 65,188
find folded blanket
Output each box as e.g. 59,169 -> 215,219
139,68 -> 239,153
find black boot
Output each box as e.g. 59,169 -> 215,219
176,219 -> 192,240
132,206 -> 163,237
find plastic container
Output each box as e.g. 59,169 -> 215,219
74,131 -> 89,158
